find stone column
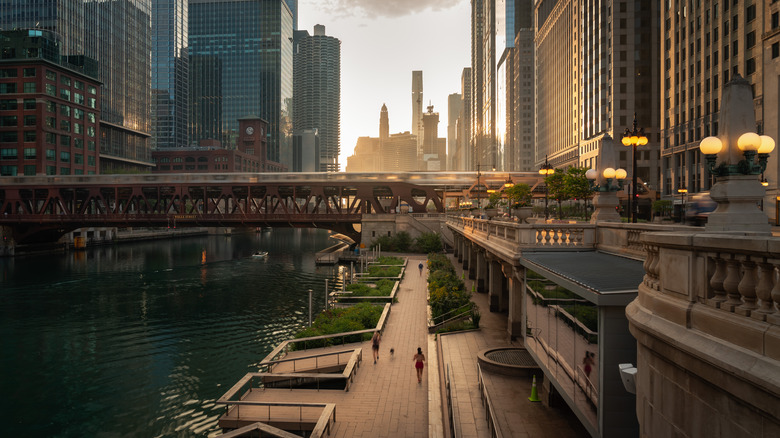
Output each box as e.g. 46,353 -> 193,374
507,267 -> 525,339
475,250 -> 487,293
467,243 -> 476,279
453,234 -> 460,259
590,191 -> 621,223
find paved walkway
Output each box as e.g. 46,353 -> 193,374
440,254 -> 589,438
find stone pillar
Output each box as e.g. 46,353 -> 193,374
453,234 -> 460,259
467,243 -> 476,279
488,259 -> 504,312
475,250 -> 487,293
507,267 -> 525,339
590,191 -> 621,223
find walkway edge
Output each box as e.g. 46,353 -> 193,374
428,333 -> 444,438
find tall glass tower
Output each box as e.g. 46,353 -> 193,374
152,0 -> 188,149
189,0 -> 293,167
0,0 -> 153,172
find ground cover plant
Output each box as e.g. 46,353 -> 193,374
346,279 -> 396,296
366,265 -> 402,277
291,302 -> 383,349
427,253 -> 471,322
374,256 -> 404,265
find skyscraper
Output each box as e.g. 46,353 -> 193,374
0,0 -> 153,173
460,67 -> 473,170
447,93 -> 463,170
412,71 -> 423,149
189,0 -> 293,167
152,0 -> 188,149
293,24 -> 341,172
380,103 -> 389,140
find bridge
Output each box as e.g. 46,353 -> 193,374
0,171 -> 545,244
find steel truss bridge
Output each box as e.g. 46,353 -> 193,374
0,172 -> 545,244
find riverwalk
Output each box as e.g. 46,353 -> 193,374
219,253 -> 589,437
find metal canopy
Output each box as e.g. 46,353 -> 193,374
521,251 -> 645,305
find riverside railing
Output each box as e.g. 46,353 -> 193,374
216,399 -> 336,438
477,364 -> 503,438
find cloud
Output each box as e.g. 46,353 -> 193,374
318,0 -> 463,19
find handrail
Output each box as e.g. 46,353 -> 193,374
259,349 -> 356,373
477,365 -> 503,438
430,302 -> 473,325
215,421 -> 301,438
217,402 -> 337,438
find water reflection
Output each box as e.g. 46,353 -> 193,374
0,228 -> 344,437
525,269 -> 599,430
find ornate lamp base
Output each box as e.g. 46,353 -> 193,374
706,175 -> 770,234
590,191 -> 621,223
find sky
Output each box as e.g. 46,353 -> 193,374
297,0 -> 471,170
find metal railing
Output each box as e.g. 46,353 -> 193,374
477,365 -> 503,438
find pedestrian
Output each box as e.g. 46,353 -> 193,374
413,347 -> 426,383
582,351 -> 594,378
371,331 -> 381,364
418,262 -> 424,276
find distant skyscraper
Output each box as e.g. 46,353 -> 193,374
189,0 -> 293,166
412,71 -> 423,149
380,103 -> 389,140
293,24 -> 341,172
152,0 -> 188,149
422,104 -> 446,170
448,93 -> 463,170
0,0 -> 153,172
460,68 -> 473,170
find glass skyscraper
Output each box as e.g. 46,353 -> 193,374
152,0 -> 188,149
189,0 -> 293,166
0,0 -> 153,172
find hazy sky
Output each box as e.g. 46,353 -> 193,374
297,0 -> 471,170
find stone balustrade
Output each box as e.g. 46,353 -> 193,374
446,215 -> 596,251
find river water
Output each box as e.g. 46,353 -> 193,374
0,228 -> 345,437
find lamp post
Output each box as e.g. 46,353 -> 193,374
621,114 -> 649,223
475,163 -> 495,217
538,155 -> 554,220
677,188 -> 688,224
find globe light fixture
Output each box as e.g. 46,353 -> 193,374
539,155 -> 555,219
621,113 -> 649,223
586,166 -> 626,192
701,131 -> 775,177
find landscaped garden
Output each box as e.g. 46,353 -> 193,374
291,302 -> 384,349
426,253 -> 479,332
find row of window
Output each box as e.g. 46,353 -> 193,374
0,165 -> 95,176
0,148 -> 95,165
0,130 -> 97,146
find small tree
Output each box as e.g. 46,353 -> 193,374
504,183 -> 532,208
652,199 -> 673,219
545,170 -> 567,219
564,167 -> 592,219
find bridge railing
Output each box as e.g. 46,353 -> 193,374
446,215 -> 596,251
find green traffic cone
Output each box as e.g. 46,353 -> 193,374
528,375 -> 541,402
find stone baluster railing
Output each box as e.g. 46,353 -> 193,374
707,252 -> 779,322
642,243 -> 659,289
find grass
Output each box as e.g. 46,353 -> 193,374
290,302 -> 384,350
375,256 -> 404,265
346,279 -> 396,296
366,265 -> 402,277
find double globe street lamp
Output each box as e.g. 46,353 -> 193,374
538,155 -> 555,220
621,114 -> 648,223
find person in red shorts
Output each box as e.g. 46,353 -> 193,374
413,347 -> 426,383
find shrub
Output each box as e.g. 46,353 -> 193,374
414,232 -> 443,253
366,265 -> 402,277
426,254 -> 470,320
369,231 -> 412,252
375,256 -> 404,265
291,302 -> 383,349
347,279 -> 396,296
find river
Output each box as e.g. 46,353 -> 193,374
0,228 -> 345,437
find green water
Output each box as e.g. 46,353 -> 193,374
0,228 -> 345,437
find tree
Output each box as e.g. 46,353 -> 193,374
504,183 -> 532,208
564,167 -> 592,219
545,170 -> 567,219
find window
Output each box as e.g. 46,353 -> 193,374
0,99 -> 17,110
87,85 -> 96,94
0,165 -> 18,176
0,148 -> 17,159
23,68 -> 35,77
0,115 -> 17,126
60,151 -> 70,162
60,89 -> 70,101
746,58 -> 756,75
87,97 -> 96,108
773,12 -> 779,29
60,167 -> 70,175
87,126 -> 95,137
45,84 -> 55,96
773,42 -> 780,59
74,108 -> 83,119
73,122 -> 82,134
23,82 -> 36,93
86,112 -> 95,123
23,99 -> 35,110
45,70 -> 56,81
74,138 -> 83,149
87,140 -> 95,151
23,131 -> 35,142
733,40 -> 738,56
23,164 -> 35,175
46,149 -> 55,160
60,104 -> 70,117
74,153 -> 83,164
46,165 -> 55,175
746,4 -> 756,22
23,115 -> 35,126
732,15 -> 738,31
73,92 -> 84,105
46,101 -> 56,112
60,120 -> 70,132
0,83 -> 17,94
0,68 -> 17,78
60,135 -> 70,147
23,148 -> 36,159
74,80 -> 83,90
60,76 -> 71,86
45,133 -> 56,145
46,116 -> 55,128
88,155 -> 95,166
0,132 -> 17,143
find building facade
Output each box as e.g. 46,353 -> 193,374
151,0 -> 189,149
510,7 -> 535,172
293,25 -> 341,172
0,0 -> 152,173
189,0 -> 293,168
661,0 -> 769,202
412,70 -> 423,150
460,67 -> 473,171
0,30 -> 101,176
448,93 -> 463,170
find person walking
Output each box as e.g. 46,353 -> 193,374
418,262 -> 424,276
582,351 -> 594,378
371,331 -> 381,364
413,347 -> 426,383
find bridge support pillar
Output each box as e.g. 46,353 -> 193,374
507,267 -> 525,339
453,234 -> 461,260
488,259 -> 504,312
467,244 -> 476,279
475,250 -> 487,293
